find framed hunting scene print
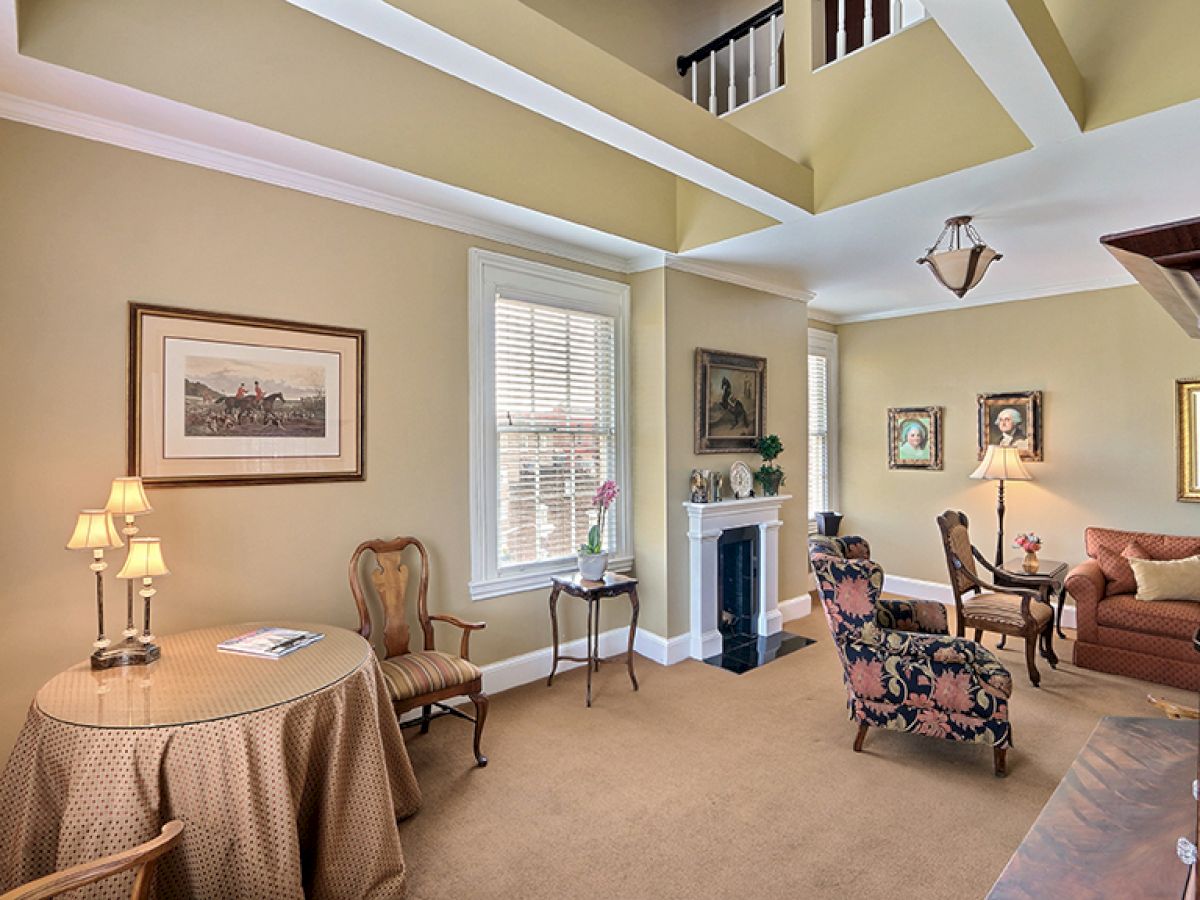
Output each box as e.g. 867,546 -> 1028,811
129,303 -> 365,487
694,348 -> 766,454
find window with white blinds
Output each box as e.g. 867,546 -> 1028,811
807,329 -> 838,526
469,250 -> 630,600
495,298 -> 617,566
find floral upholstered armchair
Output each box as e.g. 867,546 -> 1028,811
809,537 -> 1014,776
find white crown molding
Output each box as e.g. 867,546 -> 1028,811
806,307 -> 839,325
826,272 -> 1135,325
0,91 -> 642,276
663,255 -> 816,302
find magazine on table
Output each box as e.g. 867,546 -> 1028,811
217,627 -> 324,659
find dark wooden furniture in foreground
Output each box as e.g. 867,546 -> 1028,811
547,572 -> 640,707
937,510 -> 1057,686
988,717 -> 1198,899
994,558 -> 1069,642
1101,215 -> 1200,339
350,536 -> 489,766
0,821 -> 182,900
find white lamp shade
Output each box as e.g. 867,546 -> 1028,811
104,477 -> 153,517
970,445 -> 1032,481
921,246 -> 1001,298
117,537 -> 170,579
66,510 -> 124,551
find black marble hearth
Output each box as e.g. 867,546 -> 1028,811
703,631 -> 816,674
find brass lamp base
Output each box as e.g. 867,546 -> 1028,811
91,637 -> 160,669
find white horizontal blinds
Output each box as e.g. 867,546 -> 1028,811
495,296 -> 617,567
808,353 -> 830,514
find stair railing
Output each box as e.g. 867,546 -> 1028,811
676,1 -> 784,116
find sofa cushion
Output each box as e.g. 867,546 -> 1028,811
1086,527 -> 1200,568
1095,594 -> 1200,641
1094,540 -> 1148,596
1129,554 -> 1200,602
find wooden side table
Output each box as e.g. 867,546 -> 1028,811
996,557 -> 1070,641
546,572 -> 640,707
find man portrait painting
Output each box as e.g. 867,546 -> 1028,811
991,406 -> 1030,450
977,391 -> 1043,461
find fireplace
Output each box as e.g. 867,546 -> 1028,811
718,526 -> 759,637
682,493 -> 794,661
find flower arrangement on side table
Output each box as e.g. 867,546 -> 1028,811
1014,532 -> 1042,573
578,479 -> 620,581
753,434 -> 786,497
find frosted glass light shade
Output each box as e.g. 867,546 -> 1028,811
970,445 -> 1032,481
921,246 -> 1001,298
104,477 -> 153,517
118,537 -> 170,579
66,510 -> 124,550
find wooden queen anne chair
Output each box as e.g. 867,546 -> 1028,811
936,510 -> 1057,686
349,537 -> 489,767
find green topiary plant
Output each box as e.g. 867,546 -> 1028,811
753,435 -> 786,496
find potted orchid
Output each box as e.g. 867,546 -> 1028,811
1014,532 -> 1042,573
578,479 -> 620,581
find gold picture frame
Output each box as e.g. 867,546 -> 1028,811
1178,378 -> 1200,502
694,348 -> 766,454
977,390 -> 1043,461
129,303 -> 365,487
887,406 -> 943,470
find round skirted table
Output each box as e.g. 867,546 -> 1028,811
0,623 -> 422,899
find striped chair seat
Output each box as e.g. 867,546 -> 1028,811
379,651 -> 482,702
964,592 -> 1053,628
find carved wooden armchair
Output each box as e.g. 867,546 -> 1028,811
936,510 -> 1056,687
349,537 -> 489,767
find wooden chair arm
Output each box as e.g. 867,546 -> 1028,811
1,820 -> 183,900
427,614 -> 487,660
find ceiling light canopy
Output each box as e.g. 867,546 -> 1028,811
917,215 -> 1003,298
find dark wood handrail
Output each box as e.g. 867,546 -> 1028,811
676,1 -> 783,76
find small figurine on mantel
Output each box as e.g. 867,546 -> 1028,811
689,469 -> 707,503
707,470 -> 724,502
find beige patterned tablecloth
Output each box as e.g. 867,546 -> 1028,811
0,624 -> 422,899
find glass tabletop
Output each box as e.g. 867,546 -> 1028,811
1000,557 -> 1069,578
35,622 -> 369,729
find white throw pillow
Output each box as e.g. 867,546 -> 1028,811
1128,554 -> 1200,603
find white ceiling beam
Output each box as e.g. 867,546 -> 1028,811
922,0 -> 1082,146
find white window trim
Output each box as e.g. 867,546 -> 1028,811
808,328 -> 839,531
468,249 -> 632,601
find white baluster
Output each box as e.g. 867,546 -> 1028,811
748,25 -> 758,100
727,38 -> 736,111
691,63 -> 698,105
836,0 -> 847,59
891,0 -> 902,34
864,2 -> 874,44
708,49 -> 717,114
769,13 -> 779,90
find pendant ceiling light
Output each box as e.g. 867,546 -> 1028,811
917,215 -> 1003,298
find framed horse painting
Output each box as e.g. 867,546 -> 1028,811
694,348 -> 766,454
129,303 -> 365,487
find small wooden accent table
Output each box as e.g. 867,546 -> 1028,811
547,572 -> 640,707
988,716 -> 1198,899
993,558 -> 1069,657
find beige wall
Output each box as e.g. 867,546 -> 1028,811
0,120 -> 812,757
0,119 -> 643,756
838,285 -> 1200,588
663,270 -> 811,635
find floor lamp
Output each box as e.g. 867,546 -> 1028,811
970,445 -> 1033,567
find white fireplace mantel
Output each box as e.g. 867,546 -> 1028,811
682,494 -> 791,661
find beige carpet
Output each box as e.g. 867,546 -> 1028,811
398,614 -> 1195,900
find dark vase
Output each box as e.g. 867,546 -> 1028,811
815,512 -> 843,536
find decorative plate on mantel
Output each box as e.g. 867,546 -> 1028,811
729,461 -> 753,499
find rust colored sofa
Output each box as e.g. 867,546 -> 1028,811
1066,527 -> 1200,691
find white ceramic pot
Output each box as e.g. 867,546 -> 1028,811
577,551 -> 609,581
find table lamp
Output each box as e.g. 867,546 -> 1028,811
970,445 -> 1033,567
66,509 -> 124,666
117,537 -> 169,665
104,476 -> 154,659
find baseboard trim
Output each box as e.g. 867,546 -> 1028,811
883,574 -> 1077,629
778,594 -> 812,622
